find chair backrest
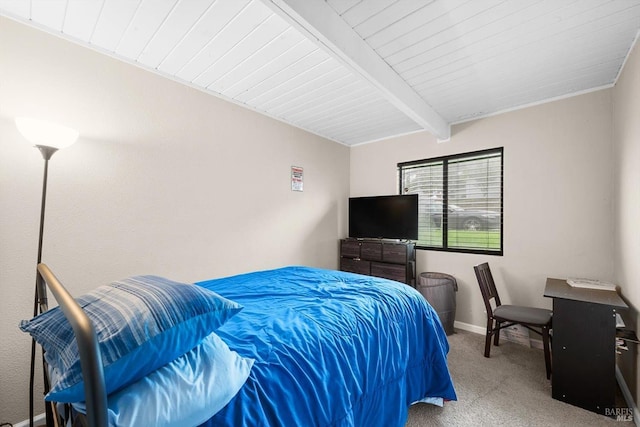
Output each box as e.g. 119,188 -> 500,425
474,262 -> 502,317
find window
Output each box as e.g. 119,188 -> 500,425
398,148 -> 503,255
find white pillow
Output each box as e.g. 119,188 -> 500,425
71,332 -> 254,427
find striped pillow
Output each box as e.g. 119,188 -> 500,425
20,275 -> 242,403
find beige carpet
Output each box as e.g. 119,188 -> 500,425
406,329 -> 632,426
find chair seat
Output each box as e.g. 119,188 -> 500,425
494,305 -> 552,326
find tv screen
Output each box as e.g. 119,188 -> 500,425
349,194 -> 418,240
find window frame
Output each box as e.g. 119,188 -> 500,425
398,147 -> 504,256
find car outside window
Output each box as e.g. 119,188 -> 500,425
398,148 -> 503,255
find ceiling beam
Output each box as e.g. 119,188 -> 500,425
263,0 -> 450,140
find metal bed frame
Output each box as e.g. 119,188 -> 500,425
36,263 -> 108,427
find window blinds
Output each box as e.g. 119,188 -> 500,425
398,148 -> 503,254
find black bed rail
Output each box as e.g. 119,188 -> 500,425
37,263 -> 108,427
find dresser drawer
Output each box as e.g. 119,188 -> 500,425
371,262 -> 407,284
340,240 -> 361,258
340,258 -> 370,275
382,244 -> 408,264
360,242 -> 382,261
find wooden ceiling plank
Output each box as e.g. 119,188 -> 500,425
136,0 -> 215,68
90,0 -> 141,52
374,0 -> 501,58
333,118 -> 420,144
157,0 -> 251,76
409,7 -> 639,96
193,15 -> 287,87
278,79 -> 369,119
194,14 -> 290,88
266,72 -> 357,115
387,0 -> 543,71
62,0 -> 104,41
0,0 -> 30,19
339,0 -> 396,28
441,68 -> 620,124
425,52 -> 624,114
400,0 -> 587,84
434,59 -> 621,123
321,105 -> 410,134
239,52 -> 335,105
233,48 -> 328,103
324,108 -> 420,140
114,0 -> 178,59
394,0 -> 637,77
264,0 -> 451,139
282,82 -> 377,126
31,0 -> 66,31
326,0 -> 363,16
353,0 -> 432,40
365,0 -> 469,50
302,91 -> 383,124
175,0 -> 272,83
306,99 -> 396,134
210,27 -> 305,94
257,66 -> 351,111
222,38 -> 316,98
269,72 -> 360,116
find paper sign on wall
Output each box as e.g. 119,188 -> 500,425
291,166 -> 303,192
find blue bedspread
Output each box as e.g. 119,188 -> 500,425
196,266 -> 456,427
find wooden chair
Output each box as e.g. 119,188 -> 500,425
473,262 -> 552,379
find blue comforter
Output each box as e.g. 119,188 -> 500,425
196,266 -> 456,427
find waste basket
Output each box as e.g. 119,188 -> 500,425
418,272 -> 458,335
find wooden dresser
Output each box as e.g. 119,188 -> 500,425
339,238 -> 416,286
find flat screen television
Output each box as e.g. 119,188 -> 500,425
348,194 -> 418,240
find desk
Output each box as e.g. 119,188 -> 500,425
544,278 -> 627,415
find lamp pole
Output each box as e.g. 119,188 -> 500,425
35,146 -> 57,311
16,118 -> 78,427
29,146 -> 58,427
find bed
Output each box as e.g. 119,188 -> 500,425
22,264 -> 456,427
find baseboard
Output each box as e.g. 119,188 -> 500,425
453,320 -> 485,335
453,320 -> 544,349
14,413 -> 45,427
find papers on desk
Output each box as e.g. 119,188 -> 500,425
566,278 -> 617,291
616,338 -> 628,354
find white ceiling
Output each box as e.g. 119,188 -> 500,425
1,0 -> 639,145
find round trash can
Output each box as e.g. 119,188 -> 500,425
418,272 -> 458,335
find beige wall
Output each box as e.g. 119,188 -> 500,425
0,17 -> 349,423
351,89 -> 615,331
613,37 -> 640,404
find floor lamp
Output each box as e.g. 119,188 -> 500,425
15,117 -> 79,427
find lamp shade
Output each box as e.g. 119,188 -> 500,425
15,117 -> 79,150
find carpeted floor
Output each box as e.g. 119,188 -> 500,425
406,329 -> 632,426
